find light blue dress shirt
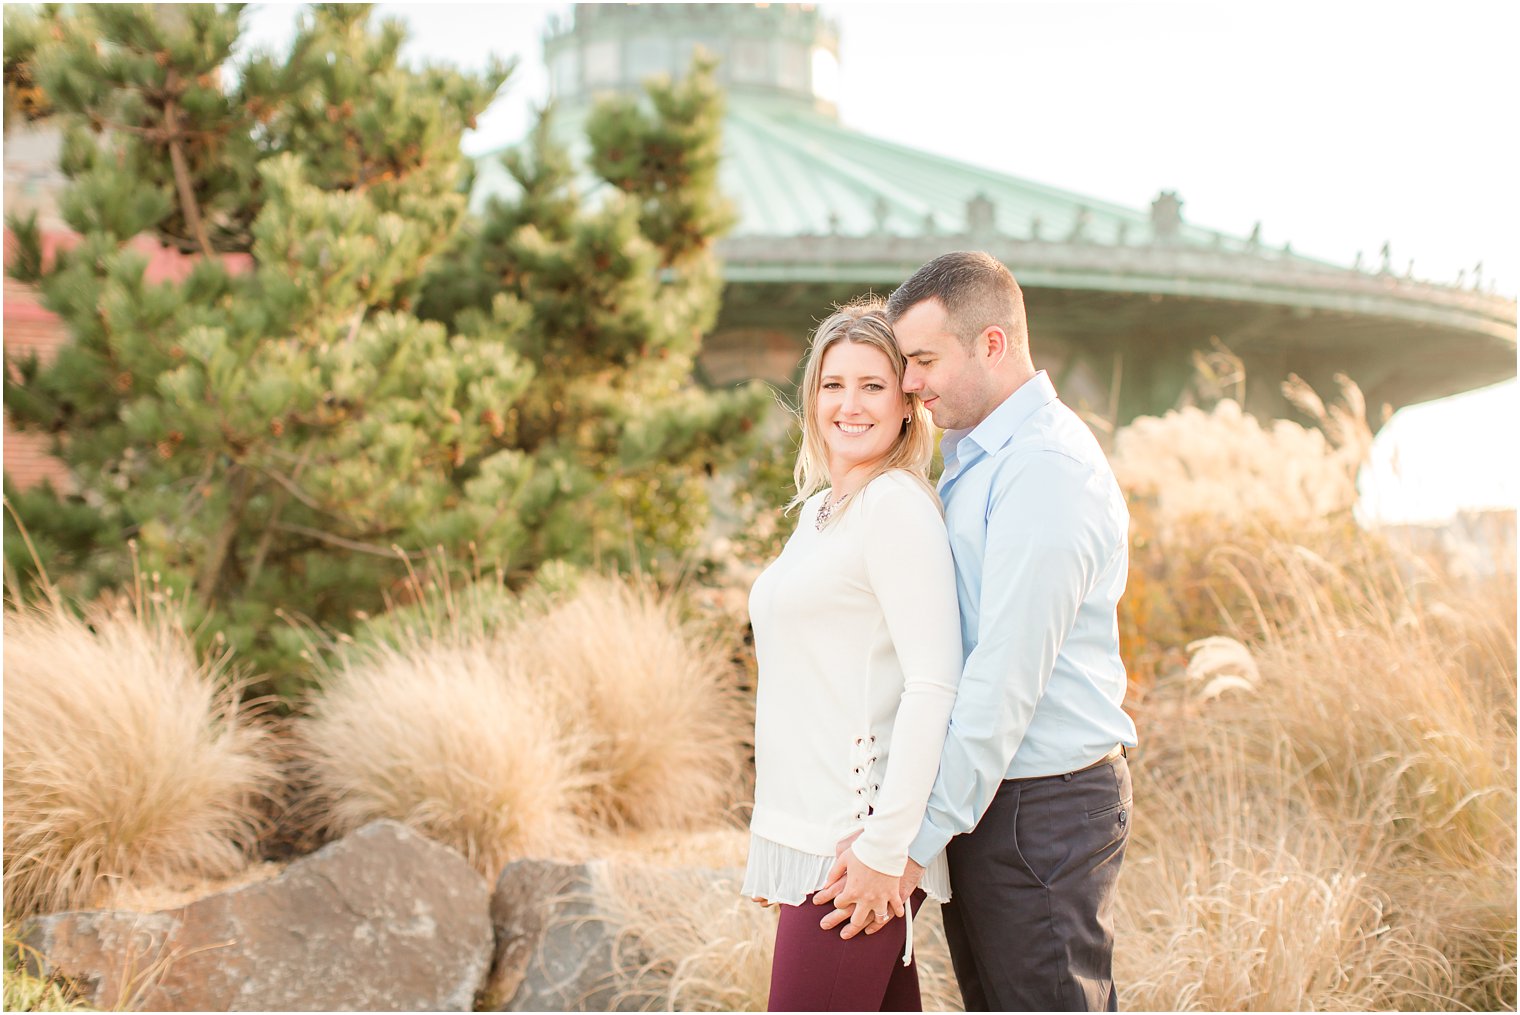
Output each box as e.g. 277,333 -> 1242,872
908,371 -> 1138,865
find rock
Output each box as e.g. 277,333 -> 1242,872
483,860 -> 952,1011
485,859 -> 622,1012
18,820 -> 492,1011
484,860 -> 754,1012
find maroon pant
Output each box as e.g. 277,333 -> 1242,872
768,891 -> 927,1012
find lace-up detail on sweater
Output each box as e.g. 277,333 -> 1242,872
849,734 -> 880,821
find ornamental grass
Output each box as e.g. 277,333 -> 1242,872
1115,538 -> 1515,1010
298,638 -> 592,878
298,572 -> 750,879
1106,377 -> 1514,1010
2,593 -> 273,918
514,575 -> 749,834
2,930 -> 92,1012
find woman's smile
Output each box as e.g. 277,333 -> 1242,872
817,341 -> 905,473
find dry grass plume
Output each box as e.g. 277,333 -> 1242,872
3,595 -> 274,918
516,576 -> 749,834
298,574 -> 750,879
299,640 -> 592,877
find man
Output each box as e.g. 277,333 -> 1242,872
818,251 -> 1137,1010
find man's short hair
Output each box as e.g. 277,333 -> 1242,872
885,251 -> 1028,349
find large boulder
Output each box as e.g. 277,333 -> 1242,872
485,859 -> 623,1012
485,860 -> 765,1012
18,820 -> 492,1011
487,859 -> 717,1012
484,859 -> 955,1012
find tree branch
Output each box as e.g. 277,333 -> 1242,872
257,461 -> 327,514
271,521 -> 427,560
248,446 -> 315,583
194,465 -> 250,605
161,70 -> 213,257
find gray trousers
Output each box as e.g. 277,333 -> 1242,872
941,755 -> 1131,1011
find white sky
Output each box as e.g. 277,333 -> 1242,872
239,1 -> 1519,524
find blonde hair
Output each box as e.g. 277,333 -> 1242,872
787,300 -> 936,522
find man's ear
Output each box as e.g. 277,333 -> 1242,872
982,326 -> 1009,366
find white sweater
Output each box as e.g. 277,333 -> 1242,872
744,469 -> 963,898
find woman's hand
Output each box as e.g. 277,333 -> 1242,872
812,828 -> 862,902
813,847 -> 905,939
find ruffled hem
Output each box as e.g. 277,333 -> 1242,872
740,833 -> 951,905
742,833 -> 949,968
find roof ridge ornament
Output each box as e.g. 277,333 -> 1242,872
1150,190 -> 1183,243
1066,205 -> 1091,244
966,192 -> 996,239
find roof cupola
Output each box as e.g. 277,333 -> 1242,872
543,3 -> 841,118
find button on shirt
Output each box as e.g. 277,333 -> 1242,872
907,371 -> 1138,866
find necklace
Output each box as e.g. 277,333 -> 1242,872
815,491 -> 850,530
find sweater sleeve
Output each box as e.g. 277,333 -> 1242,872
851,474 -> 964,877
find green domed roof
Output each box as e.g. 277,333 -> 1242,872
469,3 -> 1515,420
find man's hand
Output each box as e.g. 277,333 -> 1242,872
812,847 -> 904,939
898,857 -> 926,900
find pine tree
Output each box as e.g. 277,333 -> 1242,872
6,9 -> 776,690
4,5 -> 516,686
417,57 -> 772,578
3,4 -> 58,126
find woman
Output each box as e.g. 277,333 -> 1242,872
743,301 -> 963,1011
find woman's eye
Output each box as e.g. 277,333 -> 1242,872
865,383 -> 884,391
822,381 -> 842,390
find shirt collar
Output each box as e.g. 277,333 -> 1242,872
941,370 -> 1059,461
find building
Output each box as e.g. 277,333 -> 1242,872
7,4 -> 1516,493
470,3 -> 1517,424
